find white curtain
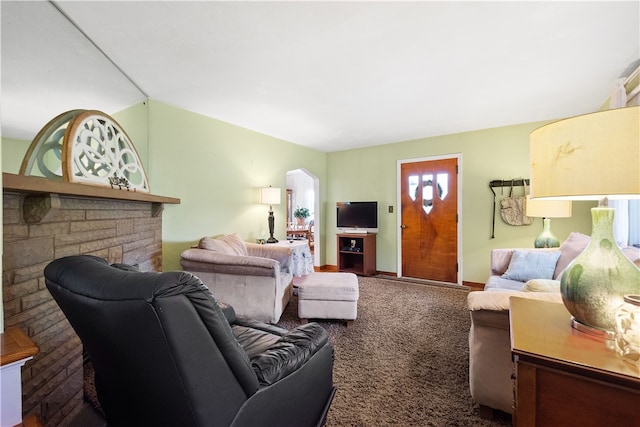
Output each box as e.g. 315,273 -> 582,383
611,199 -> 630,247
609,80 -> 627,108
629,201 -> 640,247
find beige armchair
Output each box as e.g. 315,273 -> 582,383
180,234 -> 293,323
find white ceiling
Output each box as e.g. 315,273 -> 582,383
2,1 -> 639,152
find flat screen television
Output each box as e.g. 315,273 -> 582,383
336,201 -> 378,233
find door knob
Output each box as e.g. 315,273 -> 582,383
400,224 -> 407,229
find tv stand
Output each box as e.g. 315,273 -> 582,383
337,233 -> 376,276
345,229 -> 368,234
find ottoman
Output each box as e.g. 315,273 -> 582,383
298,272 -> 359,326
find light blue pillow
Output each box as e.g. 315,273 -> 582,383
501,250 -> 561,282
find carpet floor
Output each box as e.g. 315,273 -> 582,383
279,275 -> 512,427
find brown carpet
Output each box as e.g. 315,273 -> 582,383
279,276 -> 511,427
85,276 -> 511,426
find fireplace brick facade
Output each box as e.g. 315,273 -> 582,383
3,191 -> 165,425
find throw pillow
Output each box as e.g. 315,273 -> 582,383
198,237 -> 235,255
220,233 -> 248,256
521,279 -> 561,293
553,232 -> 590,279
621,246 -> 640,268
501,250 -> 561,282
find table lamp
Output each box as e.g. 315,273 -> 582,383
530,105 -> 640,336
261,186 -> 281,243
525,196 -> 572,248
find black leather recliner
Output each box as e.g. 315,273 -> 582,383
44,255 -> 335,427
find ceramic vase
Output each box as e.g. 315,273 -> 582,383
534,218 -> 560,248
561,208 -> 640,332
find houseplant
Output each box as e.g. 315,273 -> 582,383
293,206 -> 310,225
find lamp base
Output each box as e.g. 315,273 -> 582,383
570,317 -> 614,341
267,208 -> 278,244
534,218 -> 560,248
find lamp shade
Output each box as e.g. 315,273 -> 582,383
530,106 -> 640,200
525,196 -> 572,218
529,105 -> 640,335
260,187 -> 281,205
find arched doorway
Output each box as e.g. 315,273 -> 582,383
286,169 -> 320,268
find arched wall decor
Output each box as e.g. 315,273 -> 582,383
19,109 -> 150,193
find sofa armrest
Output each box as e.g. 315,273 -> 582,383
180,248 -> 280,277
246,243 -> 292,265
250,323 -> 329,385
468,290 -> 563,312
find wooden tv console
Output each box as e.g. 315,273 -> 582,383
337,233 -> 376,276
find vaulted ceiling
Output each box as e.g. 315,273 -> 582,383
2,1 -> 639,152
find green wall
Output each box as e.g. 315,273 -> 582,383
144,100 -> 327,271
327,123 -> 594,283
1,101 -> 593,284
1,137 -> 28,173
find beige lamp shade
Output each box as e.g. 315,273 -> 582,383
525,196 -> 572,218
529,105 -> 640,334
260,187 -> 281,205
530,106 -> 640,200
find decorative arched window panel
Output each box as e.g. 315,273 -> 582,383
437,173 -> 449,201
20,110 -> 150,193
408,173 -> 447,215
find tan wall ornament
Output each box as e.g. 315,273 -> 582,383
19,109 -> 150,193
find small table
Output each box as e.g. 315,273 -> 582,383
510,297 -> 640,426
273,240 -> 314,277
286,225 -> 311,242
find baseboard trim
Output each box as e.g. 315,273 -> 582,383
463,281 -> 484,291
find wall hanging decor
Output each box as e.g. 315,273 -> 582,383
19,109 -> 150,192
489,179 -> 532,238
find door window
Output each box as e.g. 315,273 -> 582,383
408,173 -> 448,215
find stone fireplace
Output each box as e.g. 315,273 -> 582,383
2,172 -> 179,425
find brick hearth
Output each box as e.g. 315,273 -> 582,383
2,178 -> 178,425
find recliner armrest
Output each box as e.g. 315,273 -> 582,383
250,323 -> 329,385
234,316 -> 289,336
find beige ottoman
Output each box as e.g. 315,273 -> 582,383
298,272 -> 359,326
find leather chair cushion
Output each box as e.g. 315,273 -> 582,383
250,323 -> 329,385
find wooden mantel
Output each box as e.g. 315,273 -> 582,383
3,173 -> 180,205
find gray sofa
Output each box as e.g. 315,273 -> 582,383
468,232 -> 640,417
180,234 -> 294,323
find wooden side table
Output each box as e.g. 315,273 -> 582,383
510,297 -> 640,427
273,240 -> 314,277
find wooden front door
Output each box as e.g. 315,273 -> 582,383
400,157 -> 458,283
